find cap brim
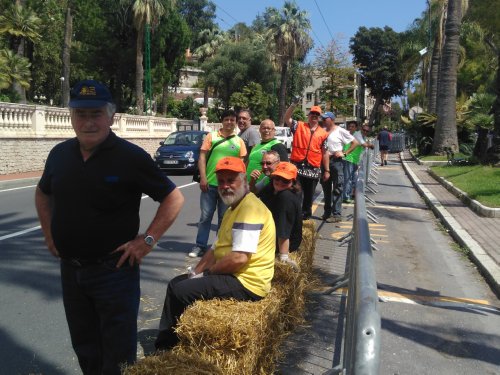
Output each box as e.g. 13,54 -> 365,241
272,171 -> 295,181
69,100 -> 110,108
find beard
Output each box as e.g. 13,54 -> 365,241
219,183 -> 247,206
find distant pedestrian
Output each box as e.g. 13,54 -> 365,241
189,109 -> 247,258
237,109 -> 260,156
377,126 -> 392,166
343,121 -> 374,202
35,79 -> 184,375
322,112 -> 358,222
284,100 -> 329,220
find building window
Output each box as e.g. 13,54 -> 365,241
306,92 -> 312,102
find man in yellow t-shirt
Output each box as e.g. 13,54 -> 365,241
155,157 -> 275,351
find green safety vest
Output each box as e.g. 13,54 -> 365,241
206,131 -> 243,186
246,139 -> 281,182
343,142 -> 364,165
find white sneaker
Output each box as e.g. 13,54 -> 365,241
188,246 -> 205,258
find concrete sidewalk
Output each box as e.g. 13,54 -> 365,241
400,150 -> 500,296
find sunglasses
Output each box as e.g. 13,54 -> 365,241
260,160 -> 277,166
309,112 -> 320,116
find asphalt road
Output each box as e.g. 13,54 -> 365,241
0,175 -> 209,374
368,160 -> 500,375
1,165 -> 500,375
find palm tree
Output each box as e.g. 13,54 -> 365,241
0,2 -> 40,102
265,1 -> 313,125
132,0 -> 166,114
194,28 -> 227,107
432,0 -> 464,153
0,49 -> 31,95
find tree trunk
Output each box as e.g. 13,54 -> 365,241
428,33 -> 441,114
61,4 -> 72,108
278,62 -> 288,126
486,50 -> 500,165
135,27 -> 144,114
432,0 -> 461,154
368,95 -> 382,128
203,85 -> 209,108
161,84 -> 168,115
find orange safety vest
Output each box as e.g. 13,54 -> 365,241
290,121 -> 328,167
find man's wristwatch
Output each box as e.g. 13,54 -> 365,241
144,234 -> 155,247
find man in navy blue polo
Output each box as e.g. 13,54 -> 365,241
35,80 -> 184,374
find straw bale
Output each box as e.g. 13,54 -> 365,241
175,290 -> 285,374
127,221 -> 318,374
123,350 -> 222,375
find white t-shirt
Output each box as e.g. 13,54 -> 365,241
326,127 -> 355,153
353,130 -> 366,145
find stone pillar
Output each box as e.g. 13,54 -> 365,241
199,107 -> 208,131
32,106 -> 46,136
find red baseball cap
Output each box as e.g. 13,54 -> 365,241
271,162 -> 298,181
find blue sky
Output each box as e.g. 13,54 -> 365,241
212,0 -> 428,58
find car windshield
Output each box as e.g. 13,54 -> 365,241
163,132 -> 205,146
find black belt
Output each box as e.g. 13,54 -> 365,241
62,252 -> 122,268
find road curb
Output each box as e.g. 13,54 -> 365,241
427,169 -> 500,218
400,154 -> 500,297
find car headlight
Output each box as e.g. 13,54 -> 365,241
185,151 -> 194,158
155,151 -> 160,158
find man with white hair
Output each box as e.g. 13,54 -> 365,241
35,79 -> 184,374
155,156 -> 276,351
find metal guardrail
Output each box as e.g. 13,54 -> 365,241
324,149 -> 381,375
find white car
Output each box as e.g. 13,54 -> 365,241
274,126 -> 293,151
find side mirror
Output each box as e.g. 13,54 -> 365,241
159,141 -> 164,145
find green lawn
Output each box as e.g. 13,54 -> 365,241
419,153 -> 469,161
431,165 -> 500,207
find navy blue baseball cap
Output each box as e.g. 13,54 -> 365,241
69,80 -> 114,108
321,111 -> 336,120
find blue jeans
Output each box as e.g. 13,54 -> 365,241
60,257 -> 140,375
195,185 -> 228,249
343,161 -> 358,200
322,158 -> 344,217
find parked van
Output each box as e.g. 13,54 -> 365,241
274,126 -> 293,151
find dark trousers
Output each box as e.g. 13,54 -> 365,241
155,273 -> 261,350
298,176 -> 319,218
60,258 -> 140,375
321,158 -> 344,217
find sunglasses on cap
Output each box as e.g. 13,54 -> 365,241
309,112 -> 320,116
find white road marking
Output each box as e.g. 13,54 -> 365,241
0,181 -> 198,242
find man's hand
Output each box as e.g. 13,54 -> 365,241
250,169 -> 261,181
199,177 -> 209,192
46,238 -> 60,258
113,235 -> 153,268
322,170 -> 330,182
292,95 -> 302,105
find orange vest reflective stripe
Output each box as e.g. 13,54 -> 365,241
290,121 -> 328,167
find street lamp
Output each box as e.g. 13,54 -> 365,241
60,76 -> 65,107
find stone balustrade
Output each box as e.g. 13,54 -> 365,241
0,102 -> 177,138
0,102 -> 178,175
